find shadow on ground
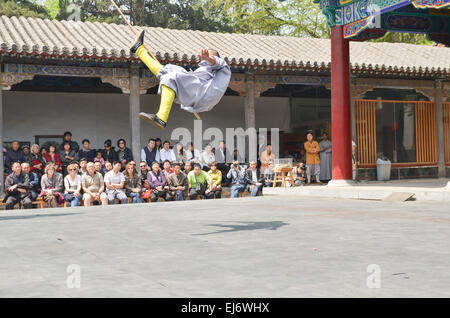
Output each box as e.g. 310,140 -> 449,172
0,213 -> 75,222
194,221 -> 288,235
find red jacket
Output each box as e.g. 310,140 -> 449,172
44,153 -> 62,172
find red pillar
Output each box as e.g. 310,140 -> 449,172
331,25 -> 352,180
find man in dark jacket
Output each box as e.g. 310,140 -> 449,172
101,140 -> 119,163
3,162 -> 33,209
5,141 -> 25,173
59,131 -> 80,153
245,161 -> 265,197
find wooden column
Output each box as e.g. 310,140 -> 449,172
129,66 -> 141,163
435,80 -> 445,178
245,75 -> 256,130
330,25 -> 352,183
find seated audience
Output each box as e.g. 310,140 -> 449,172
292,162 -> 306,186
162,160 -> 173,180
215,140 -> 231,185
78,139 -> 95,163
200,144 -> 215,171
22,145 -> 32,164
40,147 -> 48,164
260,144 -> 276,174
59,141 -> 77,176
82,162 -> 108,206
40,163 -> 64,208
116,139 -> 134,168
184,161 -> 193,175
79,158 -> 88,175
185,143 -> 202,166
147,161 -> 171,202
207,162 -> 222,199
138,161 -> 149,189
227,160 -> 246,198
30,144 -> 45,177
94,151 -> 105,166
188,163 -> 213,200
263,162 -> 275,187
174,143 -> 186,165
94,161 -> 104,176
5,141 -> 25,173
44,145 -> 63,173
104,161 -> 128,205
101,139 -> 118,164
21,162 -> 39,201
141,138 -> 160,167
160,141 -> 176,163
64,163 -> 82,207
104,161 -> 113,173
245,161 -> 265,196
167,163 -> 189,201
3,162 -> 33,210
59,131 -> 80,153
124,163 -> 144,204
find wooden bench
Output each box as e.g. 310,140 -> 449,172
0,197 -> 44,209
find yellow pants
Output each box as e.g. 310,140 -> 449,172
135,45 -> 175,122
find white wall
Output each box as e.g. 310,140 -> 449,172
3,91 -> 290,150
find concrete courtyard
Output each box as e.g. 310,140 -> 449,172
1,195 -> 449,297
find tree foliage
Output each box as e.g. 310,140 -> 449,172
0,0 -> 50,19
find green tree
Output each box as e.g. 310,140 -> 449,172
0,0 -> 49,18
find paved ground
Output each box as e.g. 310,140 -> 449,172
1,195 -> 449,297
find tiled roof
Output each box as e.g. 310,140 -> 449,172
0,15 -> 449,76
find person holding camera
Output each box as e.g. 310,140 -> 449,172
188,163 -> 214,200
292,162 -> 307,186
227,160 -> 246,198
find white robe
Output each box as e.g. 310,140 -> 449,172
157,56 -> 231,113
319,140 -> 332,180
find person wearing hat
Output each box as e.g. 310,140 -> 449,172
101,139 -> 118,164
22,144 -> 32,164
59,131 -> 80,153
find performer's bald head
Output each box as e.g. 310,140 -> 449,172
208,49 -> 220,58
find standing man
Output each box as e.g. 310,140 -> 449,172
260,144 -> 276,174
60,131 -> 80,153
3,162 -> 33,209
78,139 -> 95,163
104,161 -> 128,205
304,133 -> 322,185
141,139 -> 161,167
319,132 -> 332,182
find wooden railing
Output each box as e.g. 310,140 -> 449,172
444,102 -> 450,164
355,99 -> 437,166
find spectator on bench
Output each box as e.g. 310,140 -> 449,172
3,162 -> 33,210
22,145 -> 32,164
227,160 -> 246,198
124,162 -> 144,204
116,139 -> 134,169
104,161 -> 113,174
45,145 -> 63,173
59,131 -> 80,153
162,160 -> 173,180
200,144 -> 215,171
64,163 -> 83,207
160,141 -> 176,163
21,162 -> 39,201
79,158 -> 88,175
264,162 -> 275,187
141,138 -> 160,168
82,162 -> 108,206
101,139 -> 118,164
94,161 -> 104,176
188,163 -> 213,200
30,144 -> 45,177
94,151 -> 105,167
78,139 -> 95,163
40,163 -> 64,208
5,141 -> 25,174
147,161 -> 171,202
245,161 -> 265,197
207,162 -> 222,199
138,161 -> 149,189
104,161 -> 128,205
59,141 -> 77,176
184,161 -> 193,175
167,163 -> 189,201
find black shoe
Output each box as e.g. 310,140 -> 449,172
139,112 -> 166,129
130,30 -> 145,54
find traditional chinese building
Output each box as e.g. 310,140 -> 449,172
316,0 -> 450,183
0,14 -> 449,190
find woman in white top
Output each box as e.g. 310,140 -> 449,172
64,163 -> 83,207
200,144 -> 216,171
